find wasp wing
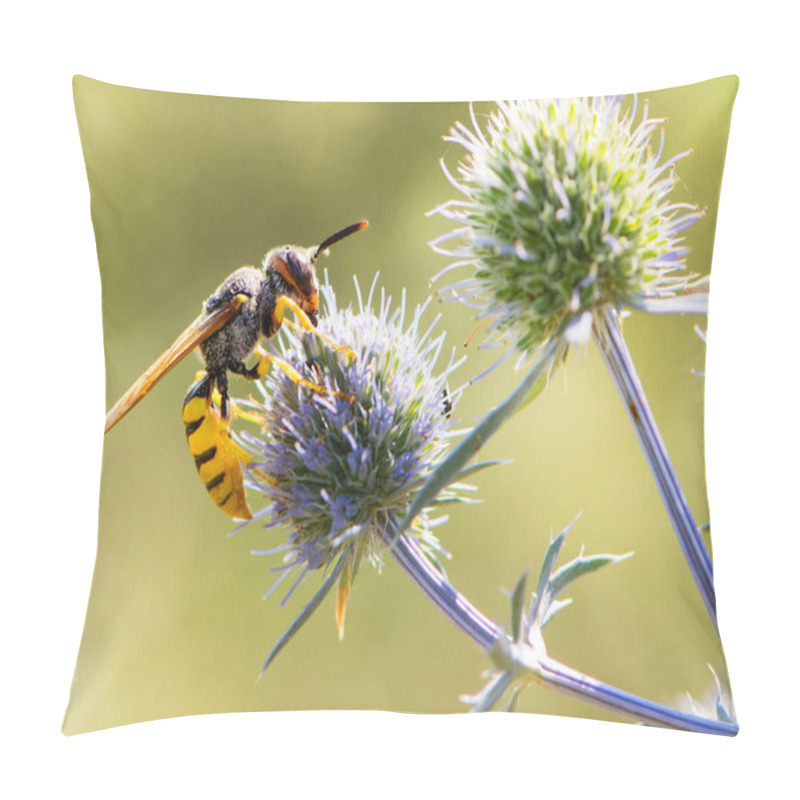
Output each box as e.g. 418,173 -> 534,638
104,293 -> 249,434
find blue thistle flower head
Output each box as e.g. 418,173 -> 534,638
430,98 -> 705,355
247,277 -> 462,592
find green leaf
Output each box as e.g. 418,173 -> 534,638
513,357 -> 556,415
510,571 -> 529,641
540,598 -> 573,629
547,551 -> 633,604
504,685 -> 523,713
530,529 -> 568,624
391,336 -> 562,544
529,516 -> 631,630
430,495 -> 480,507
455,459 -> 511,481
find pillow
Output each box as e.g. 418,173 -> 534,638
65,75 -> 738,735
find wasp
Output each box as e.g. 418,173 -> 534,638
104,221 -> 369,521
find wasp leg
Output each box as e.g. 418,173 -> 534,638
249,348 -> 355,404
206,382 -> 275,489
227,355 -> 328,398
224,350 -> 328,394
273,295 -> 356,360
251,350 -> 335,395
182,371 -> 253,520
227,359 -> 263,382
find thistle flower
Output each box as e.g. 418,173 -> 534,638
429,98 -> 718,627
243,276 -> 465,641
430,98 -> 704,355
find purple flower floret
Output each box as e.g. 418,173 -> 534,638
248,277 -> 464,589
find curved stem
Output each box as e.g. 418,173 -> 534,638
387,531 -> 502,651
592,306 -> 717,627
387,532 -> 736,736
537,656 -> 735,734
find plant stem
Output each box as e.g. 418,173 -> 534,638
536,656 -> 736,734
592,306 -> 717,627
388,532 -> 736,735
388,530 -> 502,651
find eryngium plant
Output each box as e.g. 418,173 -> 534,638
243,277 -> 465,644
429,97 -> 717,626
431,98 -> 703,355
232,267 -> 734,736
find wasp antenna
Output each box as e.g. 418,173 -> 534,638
312,220 -> 369,262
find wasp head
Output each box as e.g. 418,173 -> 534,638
266,245 -> 320,322
263,222 -> 368,330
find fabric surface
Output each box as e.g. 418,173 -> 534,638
65,75 -> 738,735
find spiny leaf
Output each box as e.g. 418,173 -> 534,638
529,516 -> 630,630
540,598 -> 573,629
455,459 -> 512,481
463,670 -> 515,713
547,551 -> 633,605
259,556 -> 347,677
530,529 -> 569,624
504,685 -> 523,713
510,571 -> 529,641
393,335 -> 561,542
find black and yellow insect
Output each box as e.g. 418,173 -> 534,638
104,221 -> 368,520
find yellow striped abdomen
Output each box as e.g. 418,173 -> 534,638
182,375 -> 253,521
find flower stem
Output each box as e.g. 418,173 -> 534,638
388,532 -> 736,735
536,655 -> 736,734
591,306 -> 717,626
387,530 -> 502,651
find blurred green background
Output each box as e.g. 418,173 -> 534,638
65,75 -> 737,734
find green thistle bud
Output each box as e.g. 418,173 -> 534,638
430,98 -> 704,354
